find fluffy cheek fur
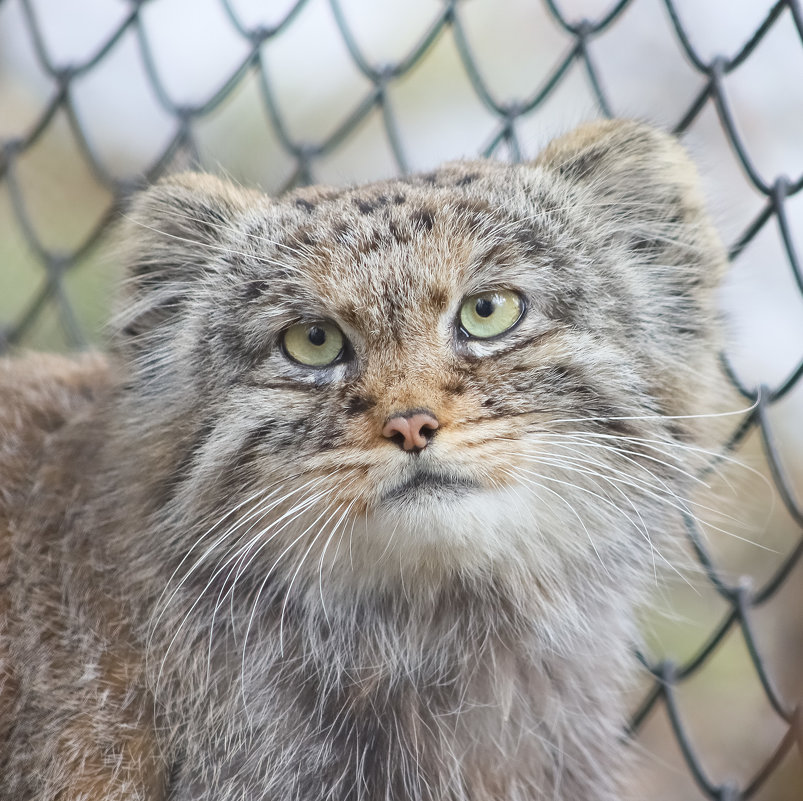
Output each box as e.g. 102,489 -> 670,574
162,346 -> 672,601
114,119 -> 727,608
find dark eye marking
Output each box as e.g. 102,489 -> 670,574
539,364 -> 640,436
460,329 -> 559,360
345,395 -> 374,416
443,379 -> 467,396
241,378 -> 323,391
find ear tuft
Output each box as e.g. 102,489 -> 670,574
536,119 -> 727,285
536,119 -> 693,187
122,172 -> 257,277
111,173 -> 262,349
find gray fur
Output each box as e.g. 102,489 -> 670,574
0,120 -> 731,800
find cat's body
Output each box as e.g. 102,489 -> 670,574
0,121 -> 730,800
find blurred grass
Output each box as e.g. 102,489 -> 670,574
0,92 -> 117,351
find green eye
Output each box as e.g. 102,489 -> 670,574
459,289 -> 523,339
282,321 -> 345,367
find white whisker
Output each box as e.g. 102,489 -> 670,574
499,466 -> 610,576
152,475 -> 332,700
532,435 -> 758,532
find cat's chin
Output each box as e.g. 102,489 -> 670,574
379,468 -> 479,505
350,479 -> 543,579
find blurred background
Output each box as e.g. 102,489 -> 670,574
0,0 -> 801,797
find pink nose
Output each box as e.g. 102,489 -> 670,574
382,411 -> 439,452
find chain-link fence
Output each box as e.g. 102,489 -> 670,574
1,0 -> 801,798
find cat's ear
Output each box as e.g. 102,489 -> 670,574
112,173 -> 261,346
535,119 -> 727,285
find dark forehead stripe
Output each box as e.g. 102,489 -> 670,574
510,222 -> 552,262
353,195 -> 390,215
429,287 -> 448,309
451,198 -> 503,235
247,168 -> 561,321
271,217 -> 324,258
387,219 -> 410,244
410,208 -> 435,232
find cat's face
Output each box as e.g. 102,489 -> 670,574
113,121 -> 728,593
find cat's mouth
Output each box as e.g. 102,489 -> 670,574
381,468 -> 479,504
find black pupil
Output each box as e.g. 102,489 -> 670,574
308,326 -> 326,346
475,298 -> 495,318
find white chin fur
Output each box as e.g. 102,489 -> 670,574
356,484 -> 548,575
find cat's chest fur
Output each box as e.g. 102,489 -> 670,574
0,120 -> 731,801
161,582 -> 629,801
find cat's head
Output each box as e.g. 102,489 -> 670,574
110,120 -> 729,597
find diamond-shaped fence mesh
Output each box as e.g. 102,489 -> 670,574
0,0 -> 801,798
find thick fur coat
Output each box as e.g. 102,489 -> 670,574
0,120 -> 730,800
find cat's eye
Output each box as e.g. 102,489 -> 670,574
282,321 -> 345,367
459,289 -> 523,339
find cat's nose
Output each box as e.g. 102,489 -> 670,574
382,410 -> 439,453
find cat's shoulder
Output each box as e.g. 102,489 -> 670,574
0,351 -> 109,445
0,352 -> 109,521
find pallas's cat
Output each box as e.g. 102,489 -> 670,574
0,120 -> 729,800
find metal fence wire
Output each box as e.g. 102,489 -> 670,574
1,0 -> 802,798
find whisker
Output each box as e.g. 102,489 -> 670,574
317,497 -> 361,626
520,446 -> 775,554
527,432 -> 706,487
221,482 -> 334,615
524,443 -> 702,518
149,482 -> 290,650
160,474 -> 324,617
202,486 -> 335,682
152,476 -> 332,700
281,494 -> 359,654
529,449 -> 662,580
499,466 -> 610,576
543,427 -> 773,494
237,489 -> 353,717
503,464 -> 693,588
532,435 -> 754,530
